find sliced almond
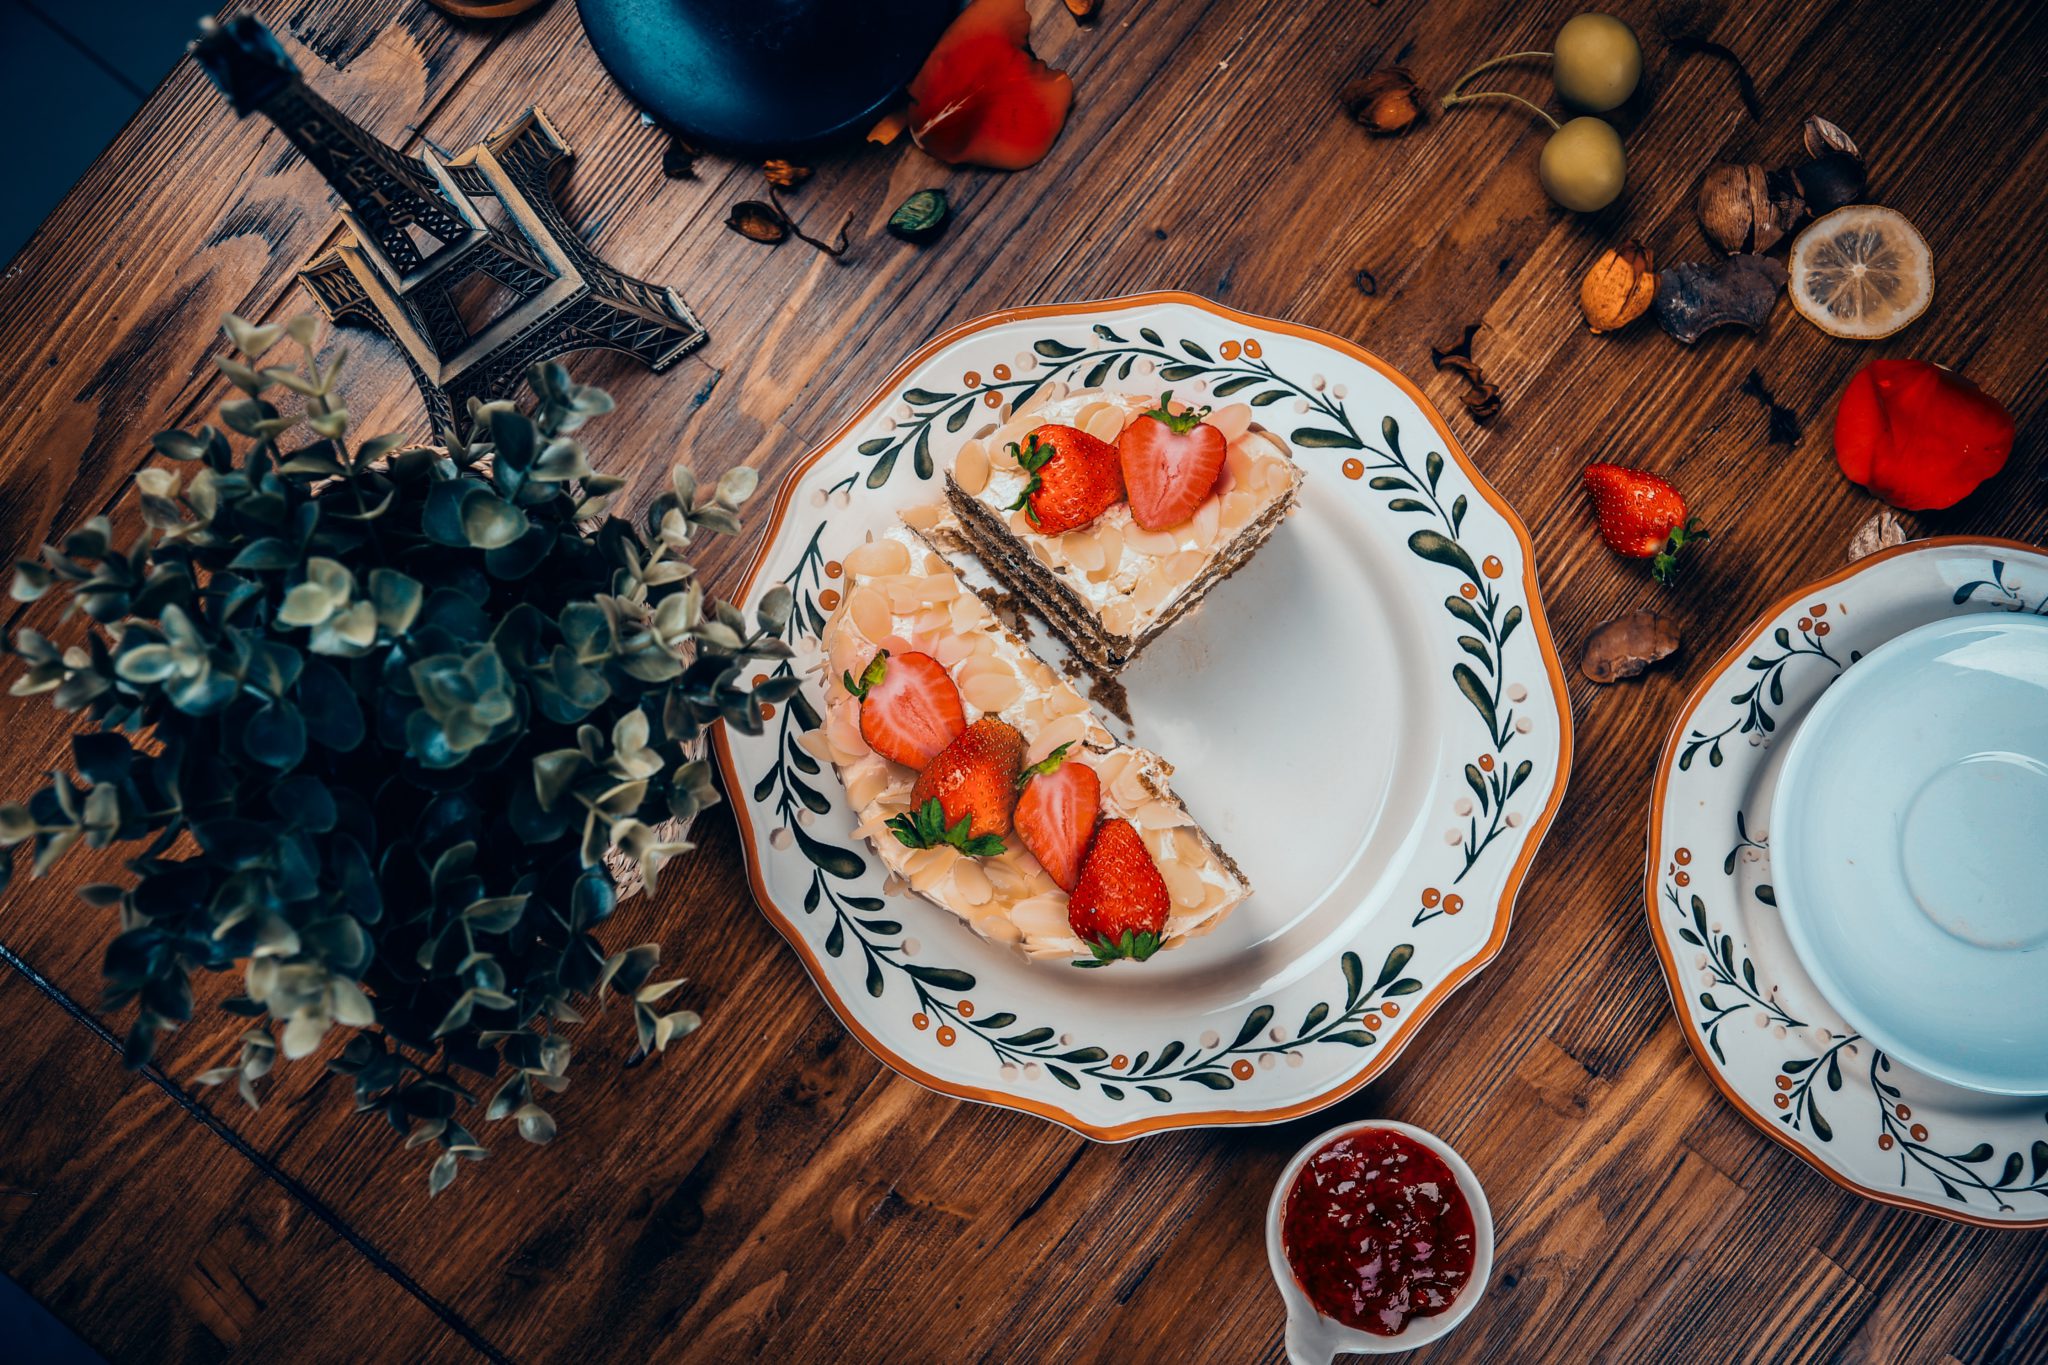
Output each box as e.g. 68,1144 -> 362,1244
847,586 -> 892,642
954,440 -> 991,496
1207,402 -> 1253,442
844,538 -> 911,576
961,668 -> 1022,713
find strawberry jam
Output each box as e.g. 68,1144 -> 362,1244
1281,1128 -> 1477,1336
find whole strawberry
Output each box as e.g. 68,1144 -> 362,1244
890,716 -> 1025,854
1581,462 -> 1708,585
1005,424 -> 1124,534
1067,818 -> 1169,965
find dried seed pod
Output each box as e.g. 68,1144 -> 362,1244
888,189 -> 950,244
1803,115 -> 1859,161
1846,506 -> 1911,562
763,159 -> 812,189
1697,162 -> 1805,254
1580,610 -> 1681,684
1792,151 -> 1867,216
1340,68 -> 1426,136
1580,239 -> 1658,332
1653,254 -> 1787,344
725,201 -> 789,244
1063,0 -> 1100,18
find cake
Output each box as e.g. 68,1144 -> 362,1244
932,387 -> 1303,672
809,523 -> 1251,963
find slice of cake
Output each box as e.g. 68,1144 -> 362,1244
807,522 -> 1250,963
933,387 -> 1303,672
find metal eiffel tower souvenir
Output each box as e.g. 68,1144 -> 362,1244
191,15 -> 706,441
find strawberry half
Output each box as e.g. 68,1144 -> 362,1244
1581,462 -> 1709,586
1067,817 -> 1169,965
1013,743 -> 1099,891
1005,425 -> 1123,534
892,716 -> 1025,852
1117,392 -> 1228,531
843,649 -> 966,769
906,0 -> 1073,171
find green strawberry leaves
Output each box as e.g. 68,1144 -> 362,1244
1017,741 -> 1072,787
886,797 -> 1005,857
1139,390 -> 1212,435
1004,433 -> 1053,526
841,649 -> 889,699
1070,928 -> 1163,968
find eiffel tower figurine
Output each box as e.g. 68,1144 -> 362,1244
190,14 -> 706,441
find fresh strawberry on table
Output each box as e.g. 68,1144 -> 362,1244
1067,817 -> 1170,965
843,649 -> 966,769
1118,392 -> 1228,530
890,716 -> 1025,854
1013,743 -> 1099,891
1005,424 -> 1124,534
1580,462 -> 1708,585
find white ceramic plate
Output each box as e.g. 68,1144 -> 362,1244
1774,614 -> 2048,1096
1647,538 -> 2048,1225
714,293 -> 1571,1139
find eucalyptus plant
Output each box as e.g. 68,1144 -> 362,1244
0,316 -> 797,1191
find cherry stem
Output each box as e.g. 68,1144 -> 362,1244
1439,89 -> 1560,132
1446,50 -> 1553,98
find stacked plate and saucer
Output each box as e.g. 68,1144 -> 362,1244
1647,537 -> 2048,1226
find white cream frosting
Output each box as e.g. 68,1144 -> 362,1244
809,524 -> 1249,962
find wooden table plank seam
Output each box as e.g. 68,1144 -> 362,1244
0,936 -> 512,1365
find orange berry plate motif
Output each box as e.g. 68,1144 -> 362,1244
713,294 -> 1572,1139
1647,539 -> 2048,1226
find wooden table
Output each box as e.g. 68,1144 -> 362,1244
1,1 -> 2044,1360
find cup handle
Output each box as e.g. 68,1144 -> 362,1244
1284,1301 -> 1343,1365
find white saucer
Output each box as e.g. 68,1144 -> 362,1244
1774,614 -> 2048,1096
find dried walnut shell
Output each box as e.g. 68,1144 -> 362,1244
1697,162 -> 1805,255
1580,610 -> 1681,684
1580,240 -> 1657,332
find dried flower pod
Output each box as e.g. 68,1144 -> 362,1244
726,201 -> 789,244
763,159 -> 812,189
889,189 -> 950,243
1803,115 -> 1859,161
661,135 -> 699,179
1340,68 -> 1426,136
1064,0 -> 1099,18
1846,506 -> 1911,562
1580,239 -> 1658,332
1792,151 -> 1866,216
1697,162 -> 1804,254
1653,254 -> 1787,344
1580,610 -> 1681,684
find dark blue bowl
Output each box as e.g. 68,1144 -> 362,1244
575,0 -> 958,148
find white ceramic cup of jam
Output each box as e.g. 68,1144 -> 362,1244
1264,1119 -> 1494,1361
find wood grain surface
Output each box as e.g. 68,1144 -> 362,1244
1,0 -> 2045,1361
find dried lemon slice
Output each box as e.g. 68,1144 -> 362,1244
1788,205 -> 1933,339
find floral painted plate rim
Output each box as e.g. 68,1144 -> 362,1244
1645,536 -> 2048,1227
711,291 -> 1574,1140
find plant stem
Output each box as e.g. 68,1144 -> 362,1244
1440,89 -> 1560,131
1446,50 -> 1552,98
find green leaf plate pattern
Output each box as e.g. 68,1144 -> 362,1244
1648,538 -> 2048,1224
713,294 -> 1570,1139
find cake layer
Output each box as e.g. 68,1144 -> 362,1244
936,387 -> 1303,671
809,523 -> 1251,961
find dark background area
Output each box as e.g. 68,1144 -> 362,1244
0,0 -> 195,267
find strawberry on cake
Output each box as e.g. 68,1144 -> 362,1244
927,387 -> 1303,671
811,523 -> 1251,963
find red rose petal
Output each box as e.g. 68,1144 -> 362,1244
1833,359 -> 2015,511
907,0 -> 1073,170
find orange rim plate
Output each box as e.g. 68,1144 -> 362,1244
1646,537 -> 2048,1226
713,293 -> 1572,1139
